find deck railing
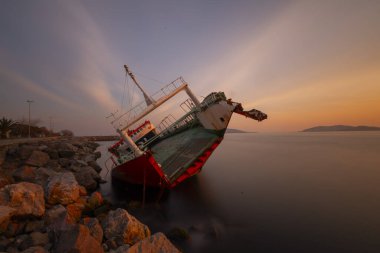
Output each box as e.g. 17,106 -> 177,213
110,77 -> 187,129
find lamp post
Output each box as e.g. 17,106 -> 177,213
27,100 -> 34,138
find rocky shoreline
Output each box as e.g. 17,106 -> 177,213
0,139 -> 180,253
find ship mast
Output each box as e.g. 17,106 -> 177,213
124,65 -> 154,106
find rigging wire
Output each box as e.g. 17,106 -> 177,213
120,74 -> 127,111
133,71 -> 166,85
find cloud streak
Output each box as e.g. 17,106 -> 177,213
0,65 -> 85,113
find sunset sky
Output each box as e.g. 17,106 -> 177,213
1,0 -> 379,135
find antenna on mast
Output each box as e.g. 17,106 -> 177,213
124,65 -> 154,106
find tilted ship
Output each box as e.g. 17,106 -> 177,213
107,65 -> 267,189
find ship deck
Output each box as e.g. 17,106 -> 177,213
151,127 -> 219,182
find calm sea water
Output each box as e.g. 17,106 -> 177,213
97,132 -> 380,253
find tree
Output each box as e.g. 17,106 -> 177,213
60,129 -> 74,137
0,117 -> 16,139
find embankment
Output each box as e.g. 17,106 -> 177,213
0,138 -> 180,253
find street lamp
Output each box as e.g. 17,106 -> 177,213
27,100 -> 34,138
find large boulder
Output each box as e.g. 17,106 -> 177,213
83,217 -> 103,243
102,208 -> 150,245
0,206 -> 16,232
66,202 -> 85,223
53,224 -> 104,253
74,166 -> 100,192
0,182 -> 45,217
44,205 -> 67,226
46,172 -> 80,205
87,161 -> 102,173
25,150 -> 50,167
126,232 -> 181,253
56,142 -> 77,159
34,167 -> 58,187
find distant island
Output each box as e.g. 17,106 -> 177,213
302,125 -> 380,132
226,128 -> 249,133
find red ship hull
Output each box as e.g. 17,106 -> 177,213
111,137 -> 222,188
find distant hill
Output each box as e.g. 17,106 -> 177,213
302,125 -> 380,132
226,128 -> 249,133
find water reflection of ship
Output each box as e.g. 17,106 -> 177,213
106,65 -> 267,189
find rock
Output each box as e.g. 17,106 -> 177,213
25,151 -> 49,167
0,206 -> 16,232
79,186 -> 87,196
44,160 -> 62,171
45,205 -> 74,234
113,235 -> 125,247
93,205 -> 109,217
46,149 -> 59,160
2,159 -> 20,177
0,236 -> 11,251
66,203 -> 84,223
6,146 -> 18,157
46,172 -> 80,205
126,232 -> 181,253
34,167 -> 57,187
0,172 -> 12,189
102,208 -> 150,245
21,246 -> 48,253
12,165 -> 36,182
113,244 -> 130,253
24,220 -> 45,233
44,205 -> 66,226
5,221 -> 26,237
86,142 -> 99,151
74,159 -> 88,167
53,224 -> 104,253
105,238 -> 118,250
69,165 -> 81,173
19,145 -> 35,160
12,233 -> 29,250
6,245 -> 19,253
83,154 -> 96,163
87,161 -> 102,173
87,192 -> 103,210
74,166 -> 100,192
94,151 -> 101,160
29,232 -> 49,247
37,145 -> 48,152
57,142 -> 78,153
58,150 -> 75,159
83,218 -> 103,243
0,182 -> 45,217
102,243 -> 109,252
57,158 -> 72,168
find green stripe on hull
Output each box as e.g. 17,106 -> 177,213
151,126 -> 223,182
